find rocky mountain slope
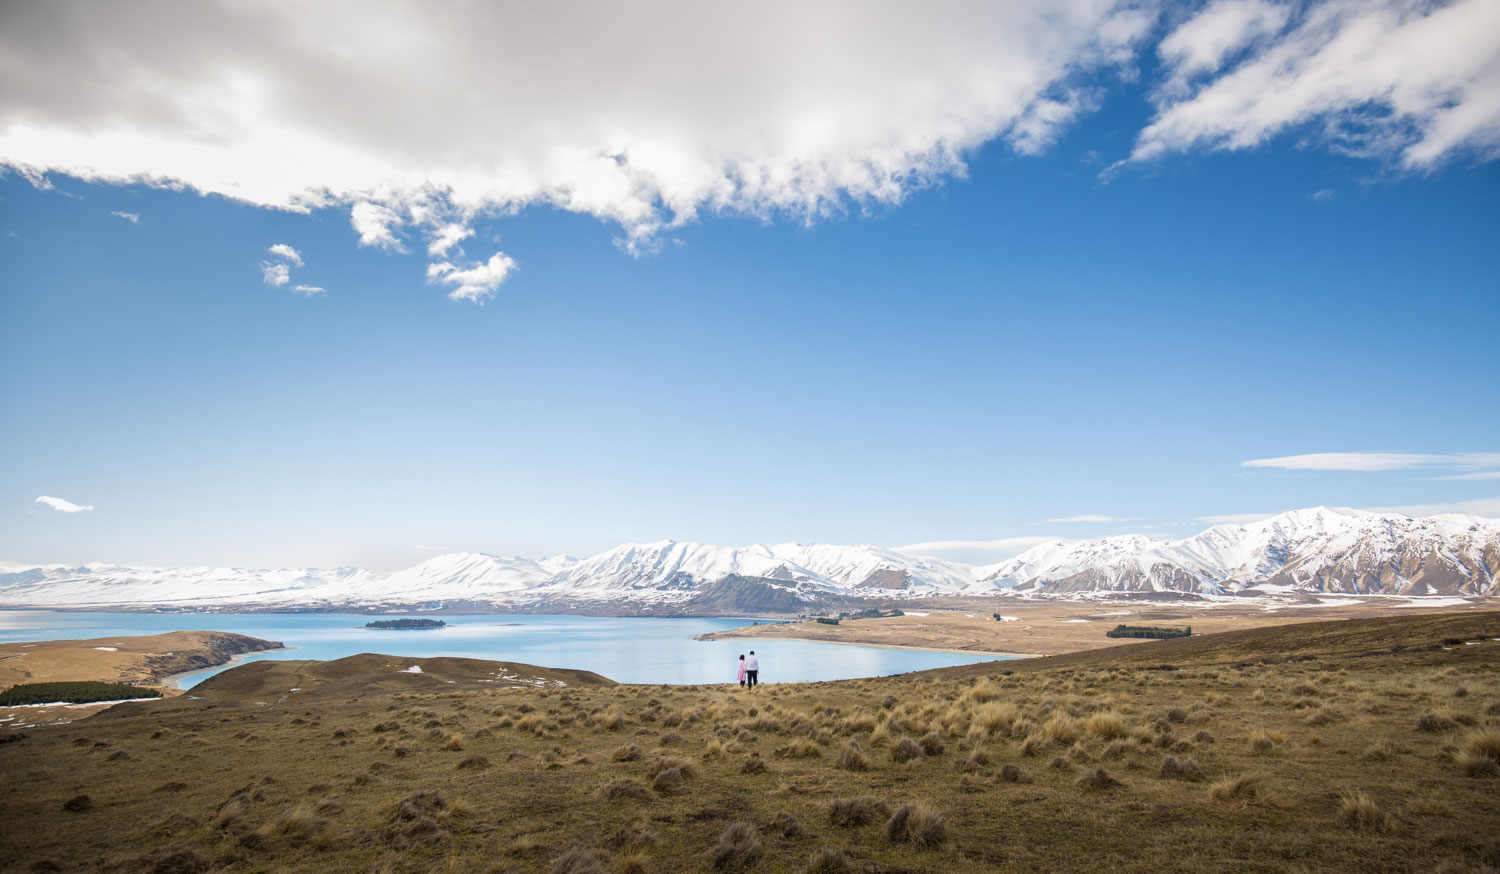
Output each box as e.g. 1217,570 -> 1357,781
1,508 -> 1496,611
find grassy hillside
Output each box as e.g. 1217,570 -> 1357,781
0,613 -> 1496,873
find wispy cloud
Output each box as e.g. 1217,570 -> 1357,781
895,536 -> 1061,555
36,495 -> 93,513
1198,512 -> 1277,525
110,210 -> 140,223
1364,497 -> 1500,519
267,243 -> 303,266
427,223 -> 473,258
262,242 -> 322,294
260,261 -> 290,287
427,252 -> 518,303
1242,452 -> 1500,472
1043,514 -> 1133,523
1430,471 -> 1500,481
1126,0 -> 1500,171
1308,188 -> 1335,202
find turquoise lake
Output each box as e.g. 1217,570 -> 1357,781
0,611 -> 1011,687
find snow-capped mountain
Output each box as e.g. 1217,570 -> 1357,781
977,507 -> 1500,596
1,507 -> 1496,611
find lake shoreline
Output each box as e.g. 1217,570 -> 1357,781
693,631 -> 1035,659
165,644 -> 295,690
0,612 -> 1001,687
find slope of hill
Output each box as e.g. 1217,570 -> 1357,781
2,612 -> 1496,874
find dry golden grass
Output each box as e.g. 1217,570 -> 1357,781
1,610 -> 1497,874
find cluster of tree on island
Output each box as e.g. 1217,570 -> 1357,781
0,681 -> 163,706
1104,624 -> 1192,639
363,618 -> 447,630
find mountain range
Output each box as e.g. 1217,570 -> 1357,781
3,507 -> 1496,612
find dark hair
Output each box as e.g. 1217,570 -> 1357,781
738,654 -> 745,660
749,651 -> 755,655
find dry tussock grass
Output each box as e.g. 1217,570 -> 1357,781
886,801 -> 945,847
5,610 -> 1498,874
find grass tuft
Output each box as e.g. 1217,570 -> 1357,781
1337,790 -> 1393,831
998,763 -> 1031,783
801,847 -> 854,874
770,810 -> 805,838
892,736 -> 924,764
710,821 -> 763,871
836,740 -> 871,771
550,849 -> 607,874
1159,755 -> 1203,781
885,801 -> 945,848
1210,774 -> 1264,803
828,796 -> 889,827
1085,711 -> 1128,739
1416,712 -> 1459,733
1461,726 -> 1500,760
1077,767 -> 1120,790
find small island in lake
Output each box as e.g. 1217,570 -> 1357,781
363,618 -> 447,630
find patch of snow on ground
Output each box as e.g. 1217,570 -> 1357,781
1394,598 -> 1470,608
1098,610 -> 1133,615
1060,619 -> 1090,623
92,646 -> 118,651
904,612 -> 929,617
997,616 -> 1019,622
401,665 -> 423,673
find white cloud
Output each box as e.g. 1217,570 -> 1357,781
1044,514 -> 1133,523
1308,188 -> 1335,201
351,201 -> 405,251
1158,0 -> 1290,83
36,495 -> 93,513
0,1 -> 1153,259
1429,470 -> 1500,481
429,252 -> 518,303
267,243 -> 303,266
1198,512 -> 1277,524
427,223 -> 473,258
260,261 -> 290,287
1242,451 -> 1500,472
110,210 -> 140,223
292,284 -> 325,296
1364,497 -> 1500,518
895,536 -> 1061,555
1130,0 -> 1500,170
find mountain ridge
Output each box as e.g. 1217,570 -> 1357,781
2,507 -> 1496,610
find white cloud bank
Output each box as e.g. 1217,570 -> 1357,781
109,210 -> 140,223
36,495 -> 93,513
2,1 -> 1496,302
0,0 -> 1154,299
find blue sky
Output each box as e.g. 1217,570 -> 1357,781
2,0 -> 1498,569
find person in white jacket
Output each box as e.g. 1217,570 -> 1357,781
744,651 -> 760,689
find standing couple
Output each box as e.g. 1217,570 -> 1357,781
736,651 -> 761,689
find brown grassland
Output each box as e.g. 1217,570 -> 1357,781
2,612 -> 1498,874
698,598 -> 1499,656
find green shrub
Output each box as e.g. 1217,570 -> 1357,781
0,682 -> 162,706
